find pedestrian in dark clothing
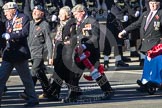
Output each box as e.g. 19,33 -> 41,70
118,0 -> 162,92
0,2 -> 39,107
125,0 -> 141,59
19,5 -> 53,100
64,4 -> 114,102
102,0 -> 114,69
108,0 -> 130,68
38,6 -> 81,102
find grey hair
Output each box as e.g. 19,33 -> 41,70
71,4 -> 87,13
60,6 -> 71,17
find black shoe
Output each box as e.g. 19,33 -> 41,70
19,92 -> 29,100
101,90 -> 114,100
115,60 -> 129,67
145,81 -> 157,95
136,79 -> 143,86
63,98 -> 77,103
146,81 -> 159,88
122,56 -> 131,62
24,102 -> 39,107
139,59 -> 144,67
130,51 -> 140,57
136,86 -> 147,92
104,60 -> 109,70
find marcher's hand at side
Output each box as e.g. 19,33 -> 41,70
118,30 -> 126,38
118,32 -> 124,38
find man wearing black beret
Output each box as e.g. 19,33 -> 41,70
19,5 -> 54,101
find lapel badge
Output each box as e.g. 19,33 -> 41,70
36,26 -> 41,31
155,15 -> 159,20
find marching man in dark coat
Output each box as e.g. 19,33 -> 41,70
0,2 -> 39,107
68,4 -> 114,102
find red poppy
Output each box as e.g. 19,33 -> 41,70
155,15 -> 159,20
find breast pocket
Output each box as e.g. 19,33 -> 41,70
35,32 -> 45,44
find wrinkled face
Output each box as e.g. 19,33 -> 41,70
73,11 -> 85,22
149,1 -> 160,11
3,9 -> 16,20
58,9 -> 68,21
32,9 -> 44,20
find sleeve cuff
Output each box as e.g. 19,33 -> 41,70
122,30 -> 127,34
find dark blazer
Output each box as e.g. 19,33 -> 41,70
3,12 -> 30,62
62,18 -> 76,41
125,9 -> 162,52
75,16 -> 100,64
62,18 -> 76,47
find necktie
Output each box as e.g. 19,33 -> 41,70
144,12 -> 153,30
76,21 -> 81,30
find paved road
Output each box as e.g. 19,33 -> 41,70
1,52 -> 162,108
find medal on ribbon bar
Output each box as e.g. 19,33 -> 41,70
154,21 -> 160,30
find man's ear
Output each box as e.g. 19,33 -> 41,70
41,12 -> 44,17
82,11 -> 86,15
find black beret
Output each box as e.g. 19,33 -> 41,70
33,5 -> 44,12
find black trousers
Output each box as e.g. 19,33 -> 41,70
47,42 -> 81,98
103,37 -> 111,56
31,58 -> 49,94
102,24 -> 123,58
